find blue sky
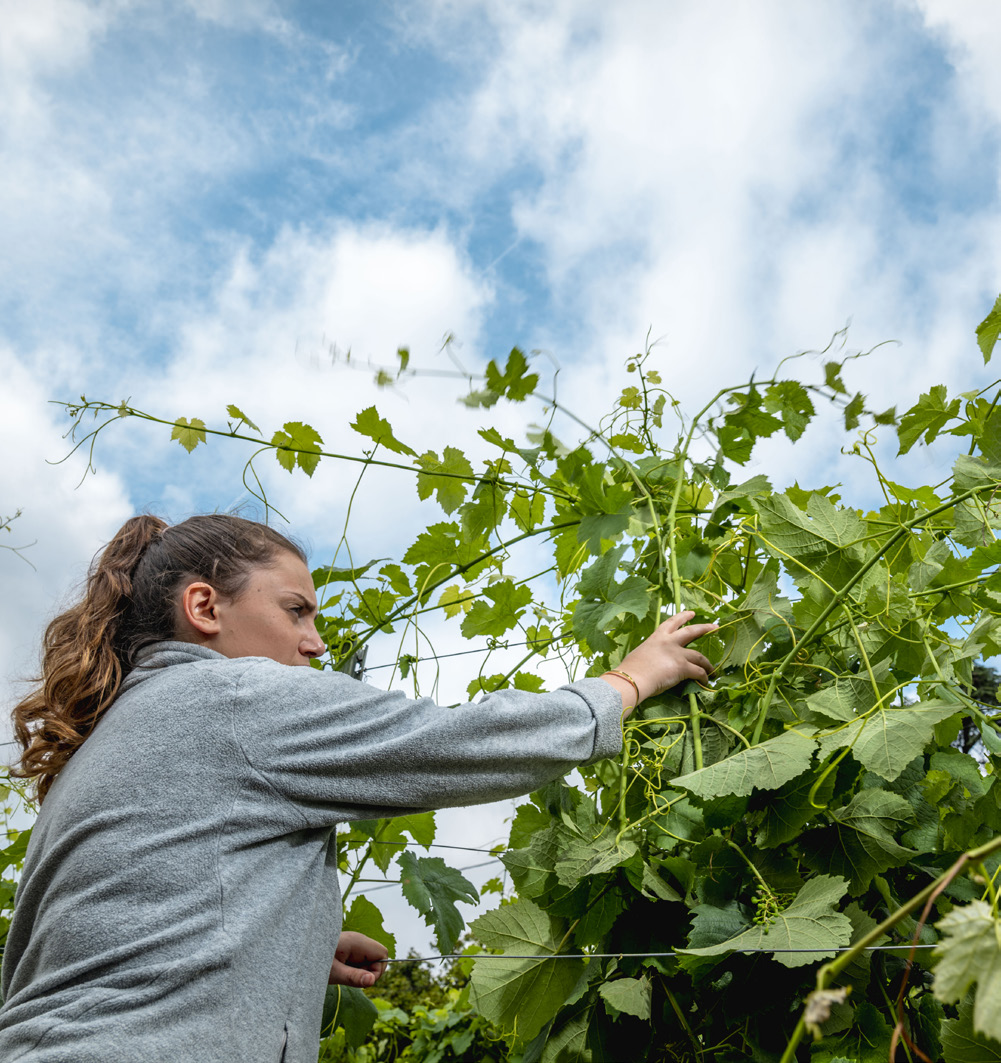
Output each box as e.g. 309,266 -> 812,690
2,0 -> 1001,950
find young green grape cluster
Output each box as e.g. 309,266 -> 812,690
751,888 -> 795,926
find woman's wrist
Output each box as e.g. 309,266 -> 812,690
599,671 -> 640,719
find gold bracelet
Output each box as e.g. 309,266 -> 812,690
602,669 -> 640,705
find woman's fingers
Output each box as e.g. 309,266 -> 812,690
685,649 -> 714,675
659,610 -> 696,632
331,931 -> 388,986
675,623 -> 720,647
329,957 -> 379,988
656,614 -> 717,646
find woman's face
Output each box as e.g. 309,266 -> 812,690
179,550 -> 326,666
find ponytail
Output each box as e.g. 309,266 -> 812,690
11,513 -> 304,801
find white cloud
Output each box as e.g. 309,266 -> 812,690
410,0 -> 1000,433
89,221 -> 500,556
913,0 -> 1001,128
0,0 -> 355,360
0,0 -> 116,117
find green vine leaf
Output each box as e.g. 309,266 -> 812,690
976,293 -> 1001,364
170,416 -> 207,453
934,900 -> 1001,1043
312,559 -> 383,589
378,562 -> 412,597
402,522 -> 491,587
755,766 -> 837,848
416,447 -> 474,513
225,403 -> 260,432
460,580 -> 533,638
271,420 -> 323,476
572,546 -> 653,653
501,834 -> 559,900
320,986 -> 378,1048
843,391 -> 865,431
673,730 -> 817,800
817,701 -> 962,783
681,874 -> 852,968
350,405 -> 416,456
940,993 -> 1001,1063
805,675 -> 882,724
574,884 -> 625,946
754,492 -> 866,589
394,811 -> 436,849
485,347 -> 540,402
535,1004 -> 591,1062
438,584 -> 474,617
398,852 -> 478,955
342,894 -> 397,956
800,789 -> 916,894
509,489 -> 545,532
350,817 -> 405,874
897,385 -> 962,455
764,381 -> 815,442
952,453 -> 1001,492
0,830 -> 31,875
470,899 -> 584,1041
599,976 -> 652,1021
812,1002 -> 894,1063
554,837 -> 640,888
824,361 -> 848,394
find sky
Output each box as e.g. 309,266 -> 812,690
2,0 -> 1001,953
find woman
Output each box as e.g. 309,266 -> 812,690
0,514 -> 715,1062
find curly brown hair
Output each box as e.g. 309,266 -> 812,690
11,513 -> 306,801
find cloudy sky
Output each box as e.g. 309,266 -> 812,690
3,0 -> 1001,951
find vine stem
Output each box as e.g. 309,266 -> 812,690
543,381 -> 752,776
351,519 -> 580,647
723,838 -> 771,895
53,401 -> 577,502
778,833 -> 1001,1063
617,743 -> 630,834
339,821 -> 389,906
661,385 -> 747,768
531,392 -> 677,828
750,485 -> 986,745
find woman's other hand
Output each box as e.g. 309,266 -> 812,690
328,931 -> 389,988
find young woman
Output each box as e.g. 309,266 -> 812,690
0,514 -> 716,1062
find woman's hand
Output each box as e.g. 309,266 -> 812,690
602,611 -> 717,715
328,931 -> 389,988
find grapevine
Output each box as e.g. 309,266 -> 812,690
21,297 -> 1001,1061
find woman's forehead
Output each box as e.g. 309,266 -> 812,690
260,552 -> 315,594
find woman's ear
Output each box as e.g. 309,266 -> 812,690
178,581 -> 222,637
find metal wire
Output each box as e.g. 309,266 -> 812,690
362,630 -> 572,673
382,944 -> 938,964
352,858 -> 502,896
368,840 -> 504,855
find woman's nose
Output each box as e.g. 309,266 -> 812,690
302,624 -> 326,658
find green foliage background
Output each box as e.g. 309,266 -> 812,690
7,297 -> 1001,1061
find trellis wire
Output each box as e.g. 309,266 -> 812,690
362,629 -> 573,673
382,944 -> 937,964
368,840 -> 504,855
352,858 -> 502,896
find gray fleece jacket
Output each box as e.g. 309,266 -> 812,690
0,642 -> 623,1062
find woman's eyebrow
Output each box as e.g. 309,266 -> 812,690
285,591 -> 319,615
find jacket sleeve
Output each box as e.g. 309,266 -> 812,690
230,660 -> 624,822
